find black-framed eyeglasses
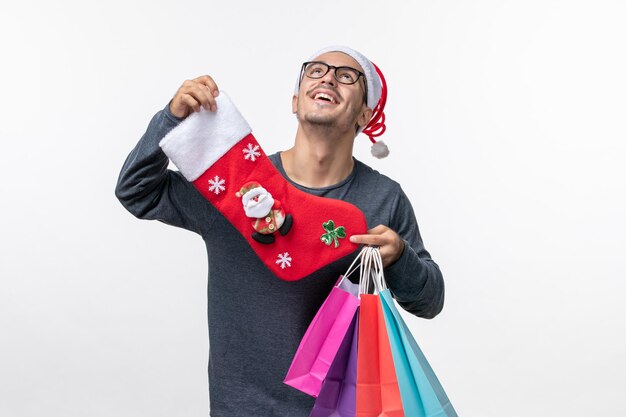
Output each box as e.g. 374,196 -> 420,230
299,61 -> 368,103
300,61 -> 365,85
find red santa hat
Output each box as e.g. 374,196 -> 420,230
295,45 -> 389,159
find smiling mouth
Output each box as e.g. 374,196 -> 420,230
313,92 -> 338,104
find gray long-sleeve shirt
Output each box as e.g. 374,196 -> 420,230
115,105 -> 444,417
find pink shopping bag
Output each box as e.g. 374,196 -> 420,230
284,275 -> 360,397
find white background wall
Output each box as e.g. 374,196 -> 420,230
1,1 -> 624,416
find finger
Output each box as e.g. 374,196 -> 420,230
349,234 -> 387,246
193,75 -> 220,97
179,80 -> 217,111
180,93 -> 202,113
181,82 -> 216,112
194,76 -> 220,111
350,224 -> 390,244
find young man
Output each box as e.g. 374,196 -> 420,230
116,46 -> 444,416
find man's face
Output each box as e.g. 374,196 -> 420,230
292,52 -> 372,135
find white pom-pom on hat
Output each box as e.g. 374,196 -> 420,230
371,140 -> 390,159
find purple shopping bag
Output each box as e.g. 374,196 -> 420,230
310,311 -> 359,417
284,276 -> 360,397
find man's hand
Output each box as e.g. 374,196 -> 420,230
349,225 -> 405,268
169,75 -> 220,119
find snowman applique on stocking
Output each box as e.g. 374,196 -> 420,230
159,92 -> 367,281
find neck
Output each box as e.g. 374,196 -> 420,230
281,124 -> 355,188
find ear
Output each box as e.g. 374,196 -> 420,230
357,106 -> 373,129
292,95 -> 298,113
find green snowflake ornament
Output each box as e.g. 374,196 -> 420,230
320,220 -> 346,248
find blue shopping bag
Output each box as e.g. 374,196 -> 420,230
380,290 -> 458,417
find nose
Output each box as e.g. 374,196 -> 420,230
320,67 -> 337,86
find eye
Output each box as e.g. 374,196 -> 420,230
306,63 -> 327,77
337,69 -> 356,83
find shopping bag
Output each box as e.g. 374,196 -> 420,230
309,312 -> 359,417
380,290 -> 458,417
355,247 -> 405,417
284,275 -> 360,397
356,293 -> 405,417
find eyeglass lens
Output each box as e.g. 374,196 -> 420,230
304,62 -> 360,85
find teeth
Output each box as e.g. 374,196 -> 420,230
314,92 -> 335,103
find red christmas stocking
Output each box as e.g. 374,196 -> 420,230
159,92 -> 367,281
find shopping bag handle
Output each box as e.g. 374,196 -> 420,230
342,246 -> 369,281
358,246 -> 387,295
341,246 -> 387,295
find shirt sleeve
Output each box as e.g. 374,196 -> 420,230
384,186 -> 445,319
114,105 -> 216,236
